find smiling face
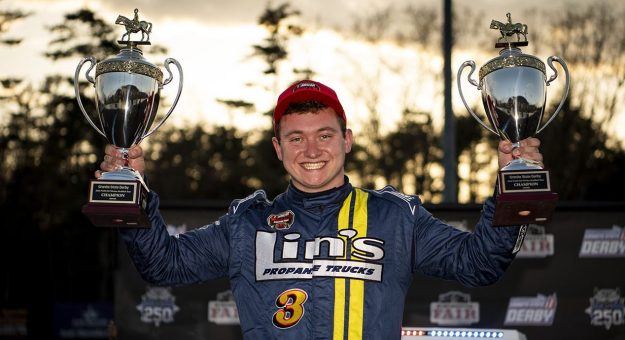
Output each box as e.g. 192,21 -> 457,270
272,107 -> 353,193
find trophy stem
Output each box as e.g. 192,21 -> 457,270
503,142 -> 542,171
510,142 -> 521,162
118,147 -> 130,167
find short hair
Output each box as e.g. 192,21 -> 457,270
275,100 -> 346,141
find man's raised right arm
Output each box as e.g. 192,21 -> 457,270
98,144 -> 231,286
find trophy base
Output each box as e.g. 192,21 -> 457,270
82,178 -> 150,228
492,169 -> 558,226
493,191 -> 558,226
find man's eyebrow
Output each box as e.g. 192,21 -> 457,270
317,126 -> 339,133
283,126 -> 339,137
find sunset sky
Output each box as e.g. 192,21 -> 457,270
5,0 -> 621,132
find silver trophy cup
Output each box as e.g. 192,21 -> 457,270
458,47 -> 570,170
74,9 -> 183,227
74,49 -> 183,186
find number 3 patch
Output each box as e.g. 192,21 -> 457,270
272,288 -> 308,329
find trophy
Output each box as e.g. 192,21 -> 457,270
457,13 -> 569,226
74,9 -> 183,227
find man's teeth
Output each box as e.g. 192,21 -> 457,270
302,162 -> 325,170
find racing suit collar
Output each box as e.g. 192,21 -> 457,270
286,176 -> 352,209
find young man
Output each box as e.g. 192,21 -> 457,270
98,80 -> 541,339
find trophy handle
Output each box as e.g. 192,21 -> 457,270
74,56 -> 106,138
143,58 -> 184,139
457,60 -> 500,136
537,56 -> 570,134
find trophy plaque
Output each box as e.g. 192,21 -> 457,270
74,9 -> 183,227
457,13 -> 570,226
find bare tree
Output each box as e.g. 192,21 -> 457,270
338,5 -> 445,199
547,3 -> 625,137
0,1 -> 29,46
0,1 -> 31,196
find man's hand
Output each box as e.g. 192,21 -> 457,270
497,137 -> 543,170
95,144 -> 145,178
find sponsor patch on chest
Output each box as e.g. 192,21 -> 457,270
255,230 -> 386,282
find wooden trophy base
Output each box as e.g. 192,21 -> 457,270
493,192 -> 558,226
82,179 -> 150,228
493,169 -> 559,227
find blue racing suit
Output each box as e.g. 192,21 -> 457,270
120,178 -> 523,339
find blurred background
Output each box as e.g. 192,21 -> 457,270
1,0 -> 624,338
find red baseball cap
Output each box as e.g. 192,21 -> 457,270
273,80 -> 346,135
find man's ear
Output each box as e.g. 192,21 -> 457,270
272,136 -> 283,161
344,129 -> 353,153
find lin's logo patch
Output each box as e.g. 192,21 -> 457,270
267,210 -> 295,230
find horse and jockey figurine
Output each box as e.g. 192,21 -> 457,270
116,8 -> 152,44
490,13 -> 528,47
